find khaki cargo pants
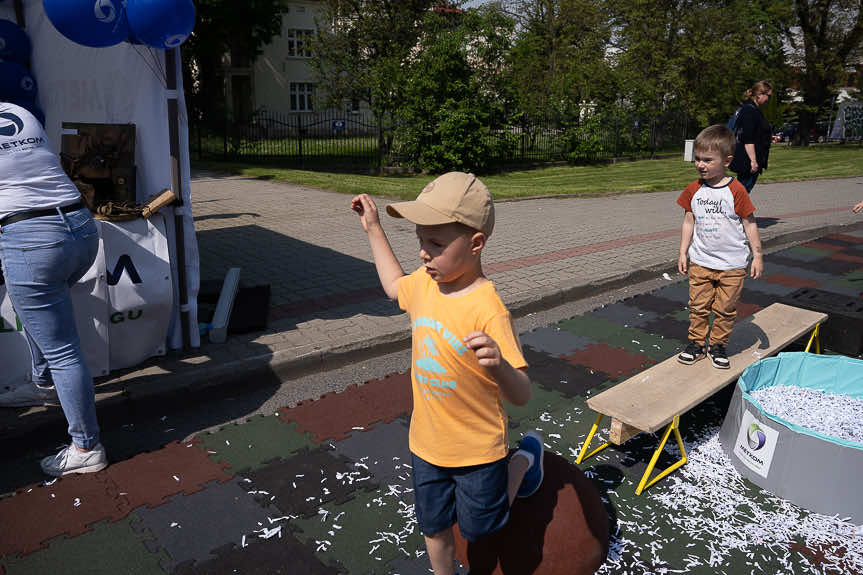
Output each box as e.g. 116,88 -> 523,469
687,263 -> 746,346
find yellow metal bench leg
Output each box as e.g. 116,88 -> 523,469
576,413 -> 610,464
635,415 -> 688,495
804,324 -> 820,354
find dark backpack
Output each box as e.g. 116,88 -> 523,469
727,106 -> 743,134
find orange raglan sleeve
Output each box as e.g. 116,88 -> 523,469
676,180 -> 700,212
730,180 -> 755,219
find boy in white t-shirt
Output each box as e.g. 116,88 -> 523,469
676,125 -> 763,369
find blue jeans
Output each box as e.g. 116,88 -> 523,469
736,172 -> 759,193
0,208 -> 100,449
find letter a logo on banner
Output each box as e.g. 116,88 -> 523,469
107,254 -> 142,286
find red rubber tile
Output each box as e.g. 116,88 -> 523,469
763,274 -> 819,288
736,301 -> 762,319
802,241 -> 845,252
104,439 -> 233,512
278,371 -> 412,443
563,343 -> 655,378
454,452 -> 609,575
830,252 -> 863,265
826,233 -> 863,244
0,473 -> 125,558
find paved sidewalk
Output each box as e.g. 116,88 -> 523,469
2,172 -> 863,438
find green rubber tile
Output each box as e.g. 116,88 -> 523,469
558,314 -> 684,361
785,245 -> 833,260
0,516 -> 169,575
290,483 -> 424,575
196,414 -> 317,473
672,308 -> 691,323
506,384 -> 568,429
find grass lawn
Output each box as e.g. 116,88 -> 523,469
193,143 -> 863,201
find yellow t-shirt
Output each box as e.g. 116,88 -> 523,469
397,267 -> 528,467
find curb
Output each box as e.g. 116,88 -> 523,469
3,220 -> 862,441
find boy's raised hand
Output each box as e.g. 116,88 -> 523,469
463,331 -> 503,369
351,194 -> 381,232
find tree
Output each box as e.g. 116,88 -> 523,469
311,0 -> 438,121
396,7 -> 518,171
182,0 -> 285,124
609,0 -> 790,127
788,0 -> 863,144
506,0 -> 613,118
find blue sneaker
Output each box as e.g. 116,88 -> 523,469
515,431 -> 544,498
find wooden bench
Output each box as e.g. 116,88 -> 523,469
575,303 -> 827,494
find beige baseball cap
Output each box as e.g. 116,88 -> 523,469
386,172 -> 495,236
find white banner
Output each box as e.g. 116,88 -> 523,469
0,217 -> 171,389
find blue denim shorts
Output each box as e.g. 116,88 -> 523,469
411,452 -> 510,542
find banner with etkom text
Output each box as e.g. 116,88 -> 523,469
0,217 -> 172,389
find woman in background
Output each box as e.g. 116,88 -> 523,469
730,81 -> 773,193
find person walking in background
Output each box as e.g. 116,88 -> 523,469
0,101 -> 108,476
729,81 -> 773,193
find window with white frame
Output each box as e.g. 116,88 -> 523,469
285,28 -> 314,58
290,83 -> 315,111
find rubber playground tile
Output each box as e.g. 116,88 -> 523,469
639,316 -> 691,341
557,314 -> 684,362
330,418 -> 413,487
289,482 -> 424,575
738,287 -> 781,309
762,273 -> 820,289
129,477 -> 283,573
197,414 -> 317,474
505,384 -> 568,430
739,277 -> 799,297
523,347 -> 610,399
104,439 -> 233,513
453,452 -> 609,575
279,371 -> 413,443
0,472 -> 126,558
520,326 -> 596,357
621,292 -> 688,316
802,240 -> 846,252
812,235 -> 859,248
780,245 -> 834,262
0,515 -> 169,575
829,251 -> 863,265
563,343 -> 656,379
590,302 -> 660,329
735,301 -> 762,319
244,448 -> 379,519
761,261 -> 847,285
820,280 -> 863,297
172,537 -> 342,575
652,281 -> 691,303
826,232 -> 863,244
768,253 -> 863,277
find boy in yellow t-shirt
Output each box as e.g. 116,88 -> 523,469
351,172 -> 544,575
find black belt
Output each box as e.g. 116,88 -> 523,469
0,203 -> 84,228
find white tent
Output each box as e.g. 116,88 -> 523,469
1,0 -> 200,389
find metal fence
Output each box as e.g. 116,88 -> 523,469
191,108 -> 695,171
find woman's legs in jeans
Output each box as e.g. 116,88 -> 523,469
0,209 -> 100,449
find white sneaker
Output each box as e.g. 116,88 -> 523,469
41,443 -> 108,476
0,382 -> 59,407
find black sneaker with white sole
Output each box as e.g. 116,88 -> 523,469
677,341 -> 705,365
708,344 -> 730,369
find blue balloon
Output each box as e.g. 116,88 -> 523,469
0,19 -> 31,65
0,61 -> 38,104
126,0 -> 195,50
43,0 -> 130,48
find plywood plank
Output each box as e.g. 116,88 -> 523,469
586,303 -> 826,433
